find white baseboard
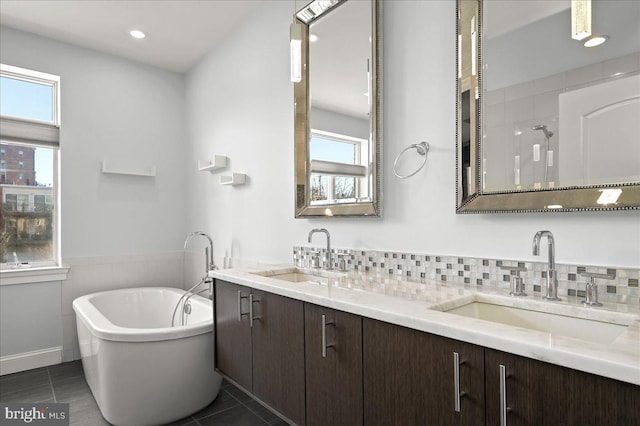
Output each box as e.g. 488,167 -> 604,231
0,347 -> 63,375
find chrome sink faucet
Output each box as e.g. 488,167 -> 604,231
308,228 -> 332,270
532,230 -> 561,301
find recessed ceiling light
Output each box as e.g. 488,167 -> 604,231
309,33 -> 319,43
129,30 -> 146,39
583,35 -> 609,47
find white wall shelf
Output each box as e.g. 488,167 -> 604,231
101,161 -> 156,177
219,173 -> 246,186
198,155 -> 228,172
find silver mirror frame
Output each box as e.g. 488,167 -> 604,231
294,0 -> 382,218
455,0 -> 640,214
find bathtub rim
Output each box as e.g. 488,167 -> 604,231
73,286 -> 213,342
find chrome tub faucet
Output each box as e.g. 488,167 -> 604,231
184,231 -> 218,274
532,230 -> 561,301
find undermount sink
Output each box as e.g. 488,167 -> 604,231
437,298 -> 633,344
250,268 -> 345,285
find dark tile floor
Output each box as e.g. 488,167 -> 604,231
0,360 -> 289,425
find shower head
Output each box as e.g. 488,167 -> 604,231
532,124 -> 554,139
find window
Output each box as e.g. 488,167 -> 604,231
4,194 -> 17,211
0,64 -> 60,266
308,129 -> 369,204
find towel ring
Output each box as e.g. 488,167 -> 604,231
393,141 -> 430,179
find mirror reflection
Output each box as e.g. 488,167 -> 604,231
294,0 -> 381,217
456,0 -> 640,213
483,0 -> 640,192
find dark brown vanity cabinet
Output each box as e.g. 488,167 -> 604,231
304,303 -> 363,426
216,281 -> 639,426
215,279 -> 253,390
485,348 -> 640,426
363,318 -> 485,426
214,280 -> 306,425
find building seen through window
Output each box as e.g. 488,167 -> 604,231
0,64 -> 59,265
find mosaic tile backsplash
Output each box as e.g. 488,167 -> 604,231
293,246 -> 640,306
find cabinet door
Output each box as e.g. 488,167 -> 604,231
251,289 -> 306,426
214,280 -> 252,391
363,318 -> 484,426
305,303 -> 363,426
485,348 -> 640,426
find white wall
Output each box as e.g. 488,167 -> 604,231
1,27 -> 187,258
185,0 -> 640,269
0,281 -> 61,357
0,27 -> 189,365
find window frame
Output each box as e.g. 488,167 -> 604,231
308,129 -> 369,204
0,64 -> 61,269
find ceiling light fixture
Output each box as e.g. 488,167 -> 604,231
296,0 -> 342,25
571,0 -> 592,41
129,30 -> 146,39
583,35 -> 609,47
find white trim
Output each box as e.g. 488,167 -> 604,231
0,266 -> 69,286
1,63 -> 60,128
0,64 -> 60,86
0,346 -> 62,375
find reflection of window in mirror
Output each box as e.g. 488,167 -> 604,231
294,0 -> 381,217
309,129 -> 369,205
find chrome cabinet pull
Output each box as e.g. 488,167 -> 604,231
237,290 -> 241,321
453,352 -> 466,412
321,314 -> 335,357
500,364 -> 508,426
237,290 -> 250,322
249,294 -> 261,328
453,352 -> 461,412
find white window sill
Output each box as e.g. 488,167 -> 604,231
0,266 -> 69,286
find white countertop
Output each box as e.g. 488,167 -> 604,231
210,266 -> 640,386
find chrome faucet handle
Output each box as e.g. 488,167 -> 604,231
510,276 -> 527,297
336,252 -> 350,272
579,272 -> 615,307
308,250 -> 321,269
500,266 -> 528,296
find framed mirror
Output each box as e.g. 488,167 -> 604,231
294,0 -> 382,218
456,0 -> 640,213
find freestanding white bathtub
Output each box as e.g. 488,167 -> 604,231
73,287 -> 222,426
